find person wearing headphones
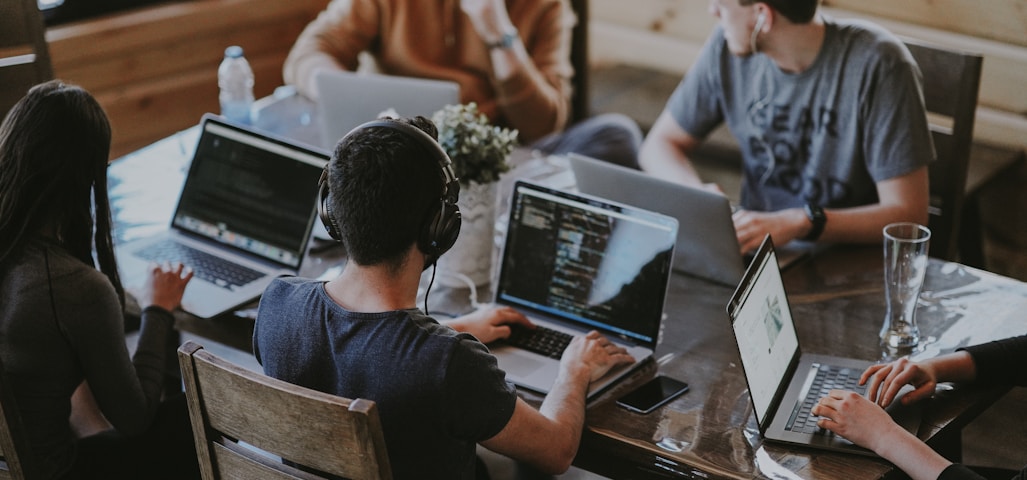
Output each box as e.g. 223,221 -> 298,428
813,335 -> 1027,480
0,81 -> 197,479
639,0 -> 934,253
284,0 -> 643,168
252,116 -> 634,479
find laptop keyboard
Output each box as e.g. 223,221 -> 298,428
785,364 -> 866,434
505,325 -> 574,359
135,240 -> 264,290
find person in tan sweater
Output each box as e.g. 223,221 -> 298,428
285,0 -> 642,167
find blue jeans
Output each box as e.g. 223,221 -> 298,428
531,113 -> 643,170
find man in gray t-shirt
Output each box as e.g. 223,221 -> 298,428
639,0 -> 934,254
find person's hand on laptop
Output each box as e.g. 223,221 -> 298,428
860,357 -> 940,408
732,208 -> 808,254
813,388 -> 954,480
812,390 -> 905,452
140,261 -> 194,312
560,331 -> 636,383
444,305 -> 534,344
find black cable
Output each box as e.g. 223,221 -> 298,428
423,263 -> 437,315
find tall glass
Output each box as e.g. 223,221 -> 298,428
881,222 -> 931,349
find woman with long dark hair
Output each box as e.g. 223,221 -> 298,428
0,80 -> 197,479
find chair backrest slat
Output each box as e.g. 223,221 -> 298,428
0,0 -> 54,120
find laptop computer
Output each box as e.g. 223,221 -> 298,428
568,153 -> 812,284
315,69 -> 460,150
568,153 -> 744,286
116,114 -> 328,319
490,180 -> 678,399
726,235 -> 921,455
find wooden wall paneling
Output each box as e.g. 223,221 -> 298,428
46,0 -> 329,159
822,0 -> 1027,48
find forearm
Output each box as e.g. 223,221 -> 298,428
638,139 -> 706,188
924,351 -> 977,384
873,425 -> 952,480
815,201 -> 927,244
491,47 -> 571,142
532,367 -> 591,472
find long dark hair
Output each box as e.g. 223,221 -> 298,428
0,80 -> 123,305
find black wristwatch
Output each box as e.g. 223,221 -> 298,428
803,203 -> 826,241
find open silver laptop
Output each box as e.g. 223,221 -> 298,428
726,235 -> 921,455
569,153 -> 744,286
116,114 -> 328,319
569,154 -> 812,285
315,69 -> 459,150
490,181 -> 677,399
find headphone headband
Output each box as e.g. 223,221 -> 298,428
317,118 -> 462,269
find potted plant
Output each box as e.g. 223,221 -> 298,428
432,102 -> 518,185
431,103 -> 518,286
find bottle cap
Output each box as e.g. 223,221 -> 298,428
224,45 -> 244,58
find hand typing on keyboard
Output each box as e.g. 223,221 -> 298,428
138,262 -> 194,312
560,331 -> 636,384
442,305 -> 534,344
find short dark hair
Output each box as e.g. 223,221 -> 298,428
740,0 -> 820,24
328,116 -> 445,271
0,80 -> 121,302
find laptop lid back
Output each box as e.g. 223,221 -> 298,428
568,153 -> 744,287
495,181 -> 677,349
315,70 -> 460,150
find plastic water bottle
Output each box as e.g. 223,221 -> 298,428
218,45 -> 254,125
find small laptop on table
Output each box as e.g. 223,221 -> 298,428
726,235 -> 921,456
490,181 -> 678,399
116,114 -> 328,319
315,69 -> 460,150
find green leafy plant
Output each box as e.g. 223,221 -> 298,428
432,102 -> 518,186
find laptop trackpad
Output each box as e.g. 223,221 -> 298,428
498,350 -> 547,380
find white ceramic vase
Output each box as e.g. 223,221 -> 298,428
435,180 -> 498,287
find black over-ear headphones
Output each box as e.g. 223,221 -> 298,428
317,119 -> 462,268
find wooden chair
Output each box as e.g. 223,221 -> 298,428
903,39 -> 983,262
178,341 -> 392,480
0,0 -> 54,120
0,355 -> 38,480
569,0 -> 590,123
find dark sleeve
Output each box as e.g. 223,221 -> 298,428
63,271 -> 173,436
938,464 -> 987,480
442,337 -> 518,441
960,335 -> 1027,387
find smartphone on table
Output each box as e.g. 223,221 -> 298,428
616,375 -> 689,414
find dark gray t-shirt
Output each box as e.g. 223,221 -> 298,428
668,18 -> 935,211
253,277 -> 518,480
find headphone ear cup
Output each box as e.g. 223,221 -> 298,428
418,199 -> 461,267
317,169 -> 343,241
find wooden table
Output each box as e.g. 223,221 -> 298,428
111,93 -> 1027,479
564,245 -> 1027,479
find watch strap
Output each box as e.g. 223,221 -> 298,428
803,203 -> 826,241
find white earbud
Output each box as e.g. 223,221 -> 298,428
750,12 -> 767,54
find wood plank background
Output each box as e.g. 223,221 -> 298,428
46,0 -> 330,158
